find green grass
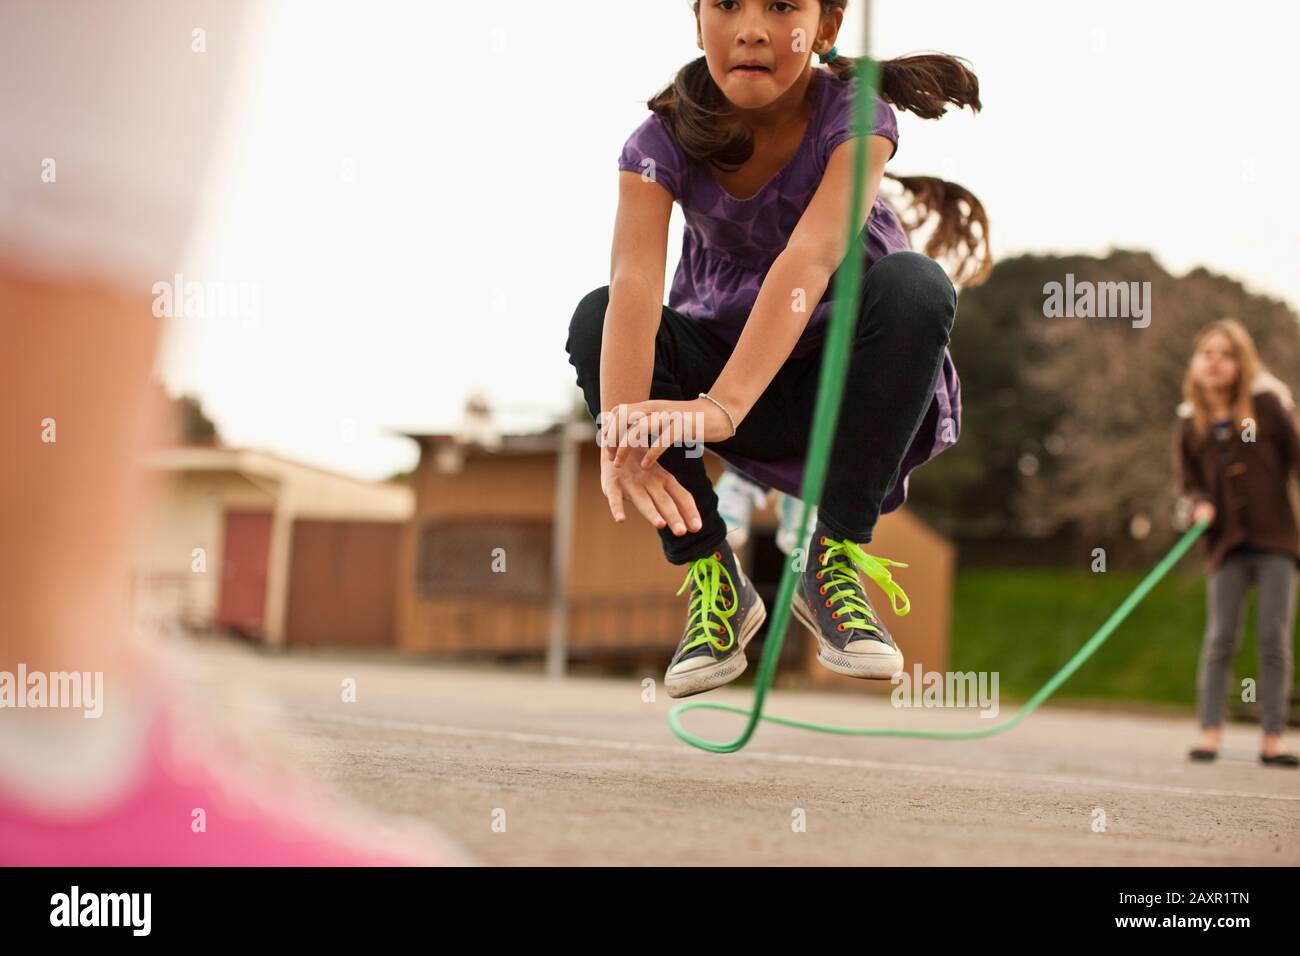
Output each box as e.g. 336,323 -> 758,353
951,568 -> 1299,709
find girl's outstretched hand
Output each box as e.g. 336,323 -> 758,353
600,398 -> 734,470
1192,500 -> 1216,526
599,444 -> 703,536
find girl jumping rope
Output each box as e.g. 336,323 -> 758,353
566,0 -> 990,698
1176,319 -> 1300,768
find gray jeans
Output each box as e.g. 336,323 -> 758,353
1197,547 -> 1297,734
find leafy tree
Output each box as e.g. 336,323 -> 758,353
906,250 -> 1300,566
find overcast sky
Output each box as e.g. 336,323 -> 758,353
160,0 -> 1300,481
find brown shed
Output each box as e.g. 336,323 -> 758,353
135,445 -> 412,646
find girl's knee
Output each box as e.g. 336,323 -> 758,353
1202,628 -> 1240,655
1256,633 -> 1291,659
567,285 -> 610,362
865,252 -> 956,338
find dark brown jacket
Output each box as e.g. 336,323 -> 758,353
1174,378 -> 1300,572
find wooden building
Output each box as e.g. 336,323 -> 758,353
134,445 -> 411,647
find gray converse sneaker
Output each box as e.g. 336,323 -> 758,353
791,527 -> 909,679
665,542 -> 767,699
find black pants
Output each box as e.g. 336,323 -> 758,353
564,250 -> 956,565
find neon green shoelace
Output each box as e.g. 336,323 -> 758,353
676,552 -> 738,653
814,536 -> 911,635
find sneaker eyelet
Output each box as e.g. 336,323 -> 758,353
824,598 -> 832,608
837,624 -> 845,632
831,610 -> 839,619
713,551 -> 721,560
818,584 -> 826,594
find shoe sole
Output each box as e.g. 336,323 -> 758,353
665,592 -> 768,699
792,590 -> 904,680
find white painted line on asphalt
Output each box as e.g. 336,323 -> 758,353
293,709 -> 1300,805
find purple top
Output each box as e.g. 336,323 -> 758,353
616,68 -> 961,513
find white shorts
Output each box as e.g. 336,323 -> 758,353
0,0 -> 249,289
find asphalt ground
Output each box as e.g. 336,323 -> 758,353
175,637 -> 1300,866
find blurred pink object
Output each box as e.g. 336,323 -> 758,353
0,681 -> 470,867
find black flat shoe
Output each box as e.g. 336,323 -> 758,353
1188,748 -> 1218,762
1259,752 -> 1299,768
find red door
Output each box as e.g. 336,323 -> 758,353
216,511 -> 272,637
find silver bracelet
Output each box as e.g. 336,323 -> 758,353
698,391 -> 737,439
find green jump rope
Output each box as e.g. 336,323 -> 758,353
668,518 -> 1207,753
667,19 -> 1209,753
